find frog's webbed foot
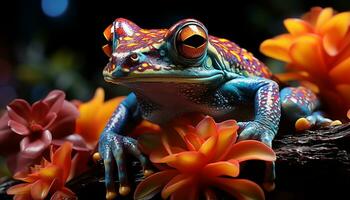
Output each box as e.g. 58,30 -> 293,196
237,121 -> 276,191
295,111 -> 342,131
98,131 -> 151,199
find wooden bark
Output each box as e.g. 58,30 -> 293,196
1,123 -> 350,199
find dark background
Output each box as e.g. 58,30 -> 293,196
0,0 -> 350,107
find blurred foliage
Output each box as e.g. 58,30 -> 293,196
15,37 -> 91,101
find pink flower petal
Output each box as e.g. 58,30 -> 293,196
7,99 -> 31,125
52,134 -> 90,152
49,101 -> 79,138
31,101 -> 50,123
8,120 -> 30,136
43,90 -> 65,113
49,116 -> 76,139
6,153 -> 41,174
41,112 -> 57,130
20,130 -> 52,158
0,114 -> 22,155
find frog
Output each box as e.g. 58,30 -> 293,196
97,18 -> 337,199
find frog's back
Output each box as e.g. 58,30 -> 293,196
209,35 -> 272,79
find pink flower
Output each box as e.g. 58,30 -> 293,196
0,90 -> 84,173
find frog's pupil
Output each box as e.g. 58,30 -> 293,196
183,35 -> 206,48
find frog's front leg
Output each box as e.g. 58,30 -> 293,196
222,76 -> 281,146
98,93 -> 149,199
221,76 -> 280,190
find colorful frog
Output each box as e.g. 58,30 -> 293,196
98,18 -> 336,199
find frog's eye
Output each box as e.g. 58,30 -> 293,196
176,24 -> 208,59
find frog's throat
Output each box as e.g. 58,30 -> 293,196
104,73 -> 224,84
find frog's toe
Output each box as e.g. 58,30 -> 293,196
93,152 -> 102,163
102,150 -> 117,199
330,120 -> 342,126
123,137 -> 152,178
295,111 -> 339,131
295,117 -> 312,131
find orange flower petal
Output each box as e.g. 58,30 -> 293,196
129,120 -> 161,138
212,177 -> 265,200
347,109 -> 350,119
300,81 -> 320,94
336,84 -> 350,103
13,171 -> 37,183
315,7 -> 334,32
39,165 -> 60,180
150,146 -> 185,163
302,7 -> 323,26
165,151 -> 207,172
31,180 -> 51,200
321,12 -> 350,56
174,127 -> 197,151
284,18 -> 313,35
161,174 -> 194,199
134,170 -> 178,200
196,116 -> 217,139
52,142 -> 72,181
225,140 -> 276,162
199,134 -> 218,160
259,34 -> 293,63
289,34 -> 327,74
214,120 -> 238,160
274,71 -> 309,82
7,183 -> 32,195
95,96 -> 125,134
184,132 -> 204,151
202,160 -> 239,178
330,56 -> 350,84
75,88 -> 105,144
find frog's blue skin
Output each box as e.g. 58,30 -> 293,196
98,18 -> 331,197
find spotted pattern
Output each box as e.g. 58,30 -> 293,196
280,86 -> 319,115
116,29 -> 167,52
209,36 -> 272,78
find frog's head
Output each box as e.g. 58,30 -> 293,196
102,18 -> 225,87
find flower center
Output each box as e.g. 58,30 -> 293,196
30,121 -> 44,133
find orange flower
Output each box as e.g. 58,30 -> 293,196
135,116 -> 276,200
75,88 -> 125,148
260,7 -> 350,118
75,88 -> 160,148
7,142 -> 76,200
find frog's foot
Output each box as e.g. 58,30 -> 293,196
237,121 -> 276,191
98,132 -> 151,199
295,111 -> 342,131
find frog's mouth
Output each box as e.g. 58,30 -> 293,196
104,73 -> 224,84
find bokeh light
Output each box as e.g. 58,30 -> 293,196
41,0 -> 69,18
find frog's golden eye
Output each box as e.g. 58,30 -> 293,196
176,24 -> 208,59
